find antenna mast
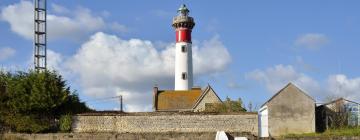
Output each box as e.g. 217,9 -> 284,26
34,0 -> 47,71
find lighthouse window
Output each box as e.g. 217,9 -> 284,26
181,45 -> 187,52
182,72 -> 187,80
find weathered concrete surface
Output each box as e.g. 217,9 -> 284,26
72,113 -> 258,135
264,83 -> 316,136
0,132 -> 257,140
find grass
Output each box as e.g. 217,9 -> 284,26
284,127 -> 360,138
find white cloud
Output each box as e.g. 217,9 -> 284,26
0,1 -> 33,39
47,50 -> 64,71
0,1 -> 127,40
247,64 -> 360,103
109,22 -> 128,33
62,32 -> 230,112
51,3 -> 69,14
48,7 -> 105,41
193,35 -> 231,75
125,104 -> 153,113
101,11 -> 111,18
295,56 -> 317,72
327,74 -> 360,101
295,33 -> 328,50
246,64 -> 320,94
0,47 -> 16,61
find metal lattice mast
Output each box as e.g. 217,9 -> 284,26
34,0 -> 47,71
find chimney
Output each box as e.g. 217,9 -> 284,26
153,86 -> 158,111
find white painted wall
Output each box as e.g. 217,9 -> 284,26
215,131 -> 229,140
175,42 -> 193,90
258,106 -> 269,138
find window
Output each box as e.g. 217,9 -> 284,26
182,72 -> 187,80
352,107 -> 359,112
181,45 -> 187,52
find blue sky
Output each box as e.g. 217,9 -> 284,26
1,0 -> 360,111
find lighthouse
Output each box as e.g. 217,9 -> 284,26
172,4 -> 195,90
152,5 -> 222,112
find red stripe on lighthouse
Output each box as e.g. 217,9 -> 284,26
176,28 -> 191,43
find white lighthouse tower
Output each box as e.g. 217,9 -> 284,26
172,4 -> 195,90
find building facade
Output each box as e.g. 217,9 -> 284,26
316,98 -> 360,132
259,83 -> 316,137
192,85 -> 222,112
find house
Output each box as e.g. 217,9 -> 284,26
316,98 -> 360,132
153,85 -> 222,112
258,83 -> 316,137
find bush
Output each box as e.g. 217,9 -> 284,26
204,97 -> 247,112
0,70 -> 91,133
59,114 -> 72,132
5,114 -> 50,133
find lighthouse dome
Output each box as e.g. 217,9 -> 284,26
178,4 -> 190,16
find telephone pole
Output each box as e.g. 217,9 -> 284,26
119,95 -> 123,112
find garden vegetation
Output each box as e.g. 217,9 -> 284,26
204,97 -> 247,112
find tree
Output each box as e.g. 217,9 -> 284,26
0,71 -> 10,131
0,70 -> 91,133
247,102 -> 253,112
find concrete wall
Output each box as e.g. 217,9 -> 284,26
72,113 -> 258,135
267,84 -> 315,136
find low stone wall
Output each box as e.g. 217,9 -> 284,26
2,133 -> 360,140
72,112 -> 258,135
0,132 -> 257,140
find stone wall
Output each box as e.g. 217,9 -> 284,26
3,133 -> 360,140
0,132 -> 257,140
72,113 -> 258,135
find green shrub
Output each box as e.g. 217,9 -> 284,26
6,114 -> 50,133
0,70 -> 91,133
204,97 -> 247,112
59,114 -> 72,132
